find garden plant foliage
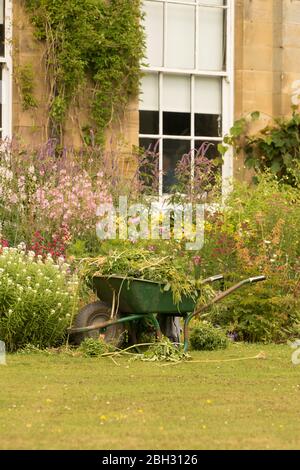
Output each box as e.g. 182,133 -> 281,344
0,246 -> 78,351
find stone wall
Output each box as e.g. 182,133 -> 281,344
234,0 -> 300,179
12,0 -> 48,144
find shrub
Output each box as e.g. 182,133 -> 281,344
220,109 -> 300,187
190,322 -> 228,351
0,246 -> 79,351
197,174 -> 300,342
79,338 -> 110,357
212,275 -> 300,343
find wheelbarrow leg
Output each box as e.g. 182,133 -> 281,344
149,314 -> 162,341
183,313 -> 193,353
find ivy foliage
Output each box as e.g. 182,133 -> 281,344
17,63 -> 39,110
24,0 -> 145,144
219,108 -> 300,186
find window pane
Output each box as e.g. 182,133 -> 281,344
163,75 -> 190,113
163,139 -> 191,193
200,0 -> 226,5
198,6 -> 225,71
139,110 -> 159,135
140,73 -> 159,111
139,138 -> 160,191
163,112 -> 191,136
195,77 -> 221,114
0,0 -> 4,57
171,0 -> 195,3
0,66 -> 2,133
166,4 -> 195,69
195,140 -> 221,160
144,1 -> 163,67
195,113 -> 221,137
139,137 -> 160,154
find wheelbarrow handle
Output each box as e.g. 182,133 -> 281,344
183,274 -> 266,351
248,275 -> 266,283
201,274 -> 224,284
192,274 -> 266,317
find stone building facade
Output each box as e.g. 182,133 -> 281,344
1,1 -> 300,192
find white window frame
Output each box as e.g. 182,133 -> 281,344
140,0 -> 234,197
0,0 -> 12,140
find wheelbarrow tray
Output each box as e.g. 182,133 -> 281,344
92,275 -> 196,315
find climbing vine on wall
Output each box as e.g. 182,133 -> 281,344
24,0 -> 145,145
17,63 -> 39,111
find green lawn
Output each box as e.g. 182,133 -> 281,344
0,343 -> 299,450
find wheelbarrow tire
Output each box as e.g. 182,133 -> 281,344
71,301 -> 125,347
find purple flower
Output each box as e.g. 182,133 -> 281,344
227,332 -> 238,342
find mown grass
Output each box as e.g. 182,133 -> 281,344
0,343 -> 299,450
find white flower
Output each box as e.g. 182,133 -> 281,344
264,240 -> 271,245
28,165 -> 35,175
17,242 -> 26,252
58,256 -> 65,265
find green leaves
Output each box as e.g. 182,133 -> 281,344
0,248 -> 79,351
251,111 -> 260,121
223,108 -> 300,187
217,143 -> 229,156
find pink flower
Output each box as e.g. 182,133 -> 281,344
192,255 -> 202,266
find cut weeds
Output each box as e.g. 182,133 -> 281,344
1,343 -> 299,450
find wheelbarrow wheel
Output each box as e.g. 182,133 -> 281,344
71,301 -> 125,347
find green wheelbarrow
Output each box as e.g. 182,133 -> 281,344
68,274 -> 266,352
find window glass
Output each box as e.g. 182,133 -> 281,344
139,110 -> 159,135
0,66 -> 2,134
139,137 -> 160,154
163,139 -> 191,192
163,112 -> 190,136
143,1 -> 164,67
163,75 -> 190,113
195,140 -> 221,160
166,4 -> 195,69
195,76 -> 221,114
198,6 -> 225,71
200,0 -> 226,5
140,73 -> 159,111
195,114 -> 221,137
0,1 -> 4,57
